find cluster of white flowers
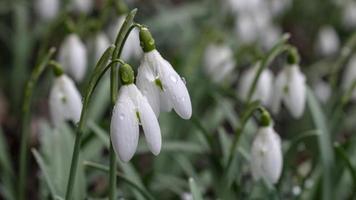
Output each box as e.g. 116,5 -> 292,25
110,27 -> 192,162
226,0 -> 289,49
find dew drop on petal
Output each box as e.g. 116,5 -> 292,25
180,96 -> 185,102
119,114 -> 125,120
170,74 -> 178,83
181,77 -> 186,85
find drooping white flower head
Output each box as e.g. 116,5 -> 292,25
34,0 -> 59,21
343,1 -> 356,29
58,34 -> 88,82
136,27 -> 192,119
238,63 -> 274,106
315,26 -> 340,56
71,0 -> 93,14
342,54 -> 356,100
91,32 -> 110,62
111,84 -> 161,162
203,43 -> 236,83
250,125 -> 283,184
49,74 -> 83,127
108,15 -> 142,60
272,64 -> 306,118
313,80 -> 331,103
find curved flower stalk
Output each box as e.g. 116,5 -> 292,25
250,123 -> 283,184
315,26 -> 340,56
108,15 -> 141,60
203,43 -> 236,83
111,64 -> 161,162
34,0 -> 59,21
238,62 -> 273,106
58,33 -> 88,82
342,54 -> 356,100
271,64 -> 306,118
136,27 -> 192,119
49,63 -> 83,127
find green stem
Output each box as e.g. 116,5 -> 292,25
18,47 -> 56,200
65,9 -> 138,200
83,161 -> 155,200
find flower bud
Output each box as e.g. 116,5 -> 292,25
119,64 -> 135,85
139,27 -> 156,53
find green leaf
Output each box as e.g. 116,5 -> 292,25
307,87 -> 335,200
0,128 -> 15,200
189,177 -> 203,200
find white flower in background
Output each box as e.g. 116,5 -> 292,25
342,54 -> 356,100
49,74 -> 82,127
238,63 -> 274,106
343,1 -> 356,28
92,32 -> 110,62
71,0 -> 93,14
272,65 -> 306,118
111,84 -> 161,162
136,27 -> 192,119
58,34 -> 88,82
108,16 -> 142,60
34,0 -> 59,21
250,125 -> 283,184
203,43 -> 236,83
315,26 -> 340,56
313,80 -> 331,103
261,25 -> 281,49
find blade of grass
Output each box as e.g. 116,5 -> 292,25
189,178 -> 203,200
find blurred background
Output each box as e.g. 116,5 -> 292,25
0,0 -> 356,199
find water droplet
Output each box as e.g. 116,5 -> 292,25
170,75 -> 178,83
181,77 -> 186,85
180,97 -> 185,102
119,114 -> 125,120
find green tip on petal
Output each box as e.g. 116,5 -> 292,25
287,48 -> 300,64
119,63 -> 135,85
139,27 -> 156,52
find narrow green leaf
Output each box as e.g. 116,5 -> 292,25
307,87 -> 335,200
32,149 -> 58,198
189,178 -> 203,200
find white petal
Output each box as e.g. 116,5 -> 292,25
93,33 -> 110,62
138,96 -> 162,155
35,0 -> 59,21
149,51 -> 192,119
58,34 -> 87,82
256,69 -> 274,106
250,126 -> 283,184
316,26 -> 340,56
71,0 -> 93,14
271,69 -> 287,114
136,62 -> 161,116
283,65 -> 306,118
49,75 -> 82,127
110,87 -> 139,162
159,91 -> 173,113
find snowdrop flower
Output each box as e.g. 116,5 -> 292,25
71,0 -> 93,14
91,32 -> 110,62
203,43 -> 236,83
315,26 -> 340,56
49,66 -> 82,127
111,64 -> 161,162
136,27 -> 192,119
272,64 -> 306,118
343,1 -> 356,28
58,34 -> 88,82
313,80 -> 331,103
34,0 -> 59,21
342,54 -> 356,100
108,15 -> 141,60
250,116 -> 283,184
238,63 -> 274,106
